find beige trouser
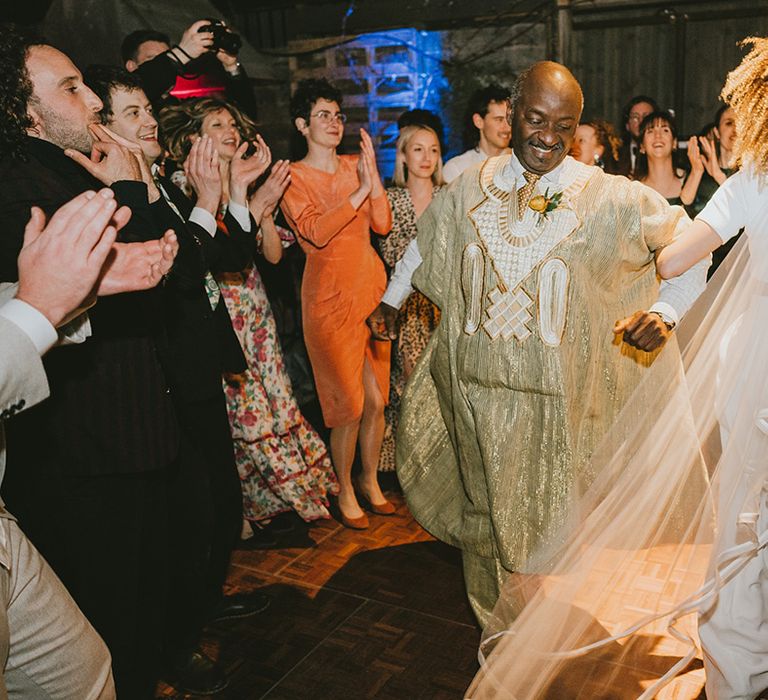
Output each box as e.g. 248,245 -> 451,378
0,517 -> 115,699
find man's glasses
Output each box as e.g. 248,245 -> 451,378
310,110 -> 347,124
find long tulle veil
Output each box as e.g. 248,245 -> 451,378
466,232 -> 768,699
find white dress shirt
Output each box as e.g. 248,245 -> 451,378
0,298 -> 57,355
443,146 -> 511,184
151,164 -> 252,234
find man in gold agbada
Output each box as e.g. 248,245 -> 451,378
370,62 -> 708,625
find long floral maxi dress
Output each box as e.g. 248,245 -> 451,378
377,186 -> 442,472
217,227 -> 338,522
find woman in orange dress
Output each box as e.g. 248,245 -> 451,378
281,79 -> 393,529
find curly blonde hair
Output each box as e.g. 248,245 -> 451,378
392,124 -> 444,187
721,36 -> 768,175
159,97 -> 257,163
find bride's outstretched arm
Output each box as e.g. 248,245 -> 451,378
656,219 -> 723,279
657,168 -> 750,279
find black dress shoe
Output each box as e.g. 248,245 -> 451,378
167,650 -> 228,695
210,591 -> 271,622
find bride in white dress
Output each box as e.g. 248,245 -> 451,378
467,36 -> 768,700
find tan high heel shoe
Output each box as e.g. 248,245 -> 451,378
339,510 -> 370,530
354,479 -> 396,516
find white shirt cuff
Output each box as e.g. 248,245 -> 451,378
189,207 -> 217,237
648,301 -> 679,327
228,201 -> 252,232
57,313 -> 92,346
381,282 -> 412,310
0,299 -> 57,355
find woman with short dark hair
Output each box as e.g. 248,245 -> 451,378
281,79 -> 393,529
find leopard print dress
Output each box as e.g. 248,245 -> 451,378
377,185 -> 442,472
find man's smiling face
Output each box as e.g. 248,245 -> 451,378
511,63 -> 583,175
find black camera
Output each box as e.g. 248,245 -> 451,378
198,19 -> 242,55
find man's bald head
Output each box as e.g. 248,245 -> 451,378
508,61 -> 583,175
510,62 -> 583,113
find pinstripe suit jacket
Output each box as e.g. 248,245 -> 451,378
0,138 -> 179,477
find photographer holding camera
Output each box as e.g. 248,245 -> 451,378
122,19 -> 257,117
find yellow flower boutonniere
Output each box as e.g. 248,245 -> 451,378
529,188 -> 563,225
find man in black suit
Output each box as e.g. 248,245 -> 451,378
0,27 -> 182,698
83,64 -> 275,695
615,94 -> 659,177
0,25 -> 267,697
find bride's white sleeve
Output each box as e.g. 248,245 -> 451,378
697,169 -> 753,243
652,217 -> 710,325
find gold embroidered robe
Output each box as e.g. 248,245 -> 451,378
396,155 -> 688,577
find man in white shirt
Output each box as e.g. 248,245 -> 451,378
442,84 -> 512,183
368,61 -> 707,626
0,189 -> 175,699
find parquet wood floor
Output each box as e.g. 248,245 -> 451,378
156,489 -> 481,699
154,484 -> 742,700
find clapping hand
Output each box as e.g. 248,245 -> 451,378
360,128 -> 384,198
355,147 -> 373,199
249,159 -> 291,222
687,136 -> 705,176
184,135 -> 222,215
698,136 -> 726,184
230,134 -> 272,205
65,125 -> 143,186
99,230 -> 178,296
17,190 -> 122,326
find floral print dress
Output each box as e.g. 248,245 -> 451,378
217,223 -> 338,522
377,186 -> 442,472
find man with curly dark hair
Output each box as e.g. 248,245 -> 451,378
0,24 -> 187,698
0,29 -> 38,162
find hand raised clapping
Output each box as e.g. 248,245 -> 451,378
359,128 -> 384,198
249,159 -> 291,222
697,135 -> 727,184
350,128 -> 384,209
184,135 -> 222,214
230,134 -> 272,205
687,136 -> 705,176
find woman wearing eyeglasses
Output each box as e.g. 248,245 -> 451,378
282,79 -> 393,530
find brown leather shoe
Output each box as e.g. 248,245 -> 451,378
368,500 -> 395,515
354,479 -> 396,516
340,511 -> 370,529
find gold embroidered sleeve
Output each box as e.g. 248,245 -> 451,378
413,188 -> 454,309
631,180 -> 690,253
